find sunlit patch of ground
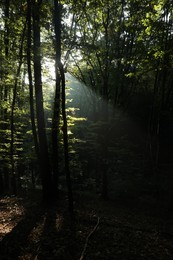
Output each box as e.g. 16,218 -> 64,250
0,196 -> 25,241
0,195 -> 66,259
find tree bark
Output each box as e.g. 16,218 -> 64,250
1,0 -> 10,193
26,0 -> 39,160
53,0 -> 74,214
10,22 -> 26,195
61,64 -> 74,214
32,0 -> 52,200
51,0 -> 62,196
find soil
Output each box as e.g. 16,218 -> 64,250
1,191 -> 173,260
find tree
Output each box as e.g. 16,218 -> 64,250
26,0 -> 39,161
32,0 -> 52,200
53,0 -> 74,212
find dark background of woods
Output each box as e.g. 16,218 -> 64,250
0,0 -> 173,215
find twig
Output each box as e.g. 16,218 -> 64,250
79,216 -> 100,260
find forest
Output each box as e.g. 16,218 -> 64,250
0,0 -> 173,259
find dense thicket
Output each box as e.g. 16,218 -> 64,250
0,0 -> 173,208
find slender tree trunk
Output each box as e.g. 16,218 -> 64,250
2,0 -> 10,193
100,9 -> 110,199
51,70 -> 60,196
53,0 -> 74,213
32,0 -> 52,200
4,0 -> 10,58
26,0 -> 39,159
10,22 -> 26,195
51,0 -> 62,196
61,65 -> 74,214
4,0 -> 9,121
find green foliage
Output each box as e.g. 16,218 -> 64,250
0,0 -> 173,197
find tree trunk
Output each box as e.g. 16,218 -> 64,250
53,0 -> 74,214
32,0 -> 52,200
27,0 -> 39,160
51,0 -> 62,196
10,21 -> 26,195
1,0 -> 10,194
100,10 -> 110,200
61,64 -> 74,215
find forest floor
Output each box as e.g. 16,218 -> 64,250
1,190 -> 173,260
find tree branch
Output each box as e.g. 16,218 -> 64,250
79,217 -> 100,260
